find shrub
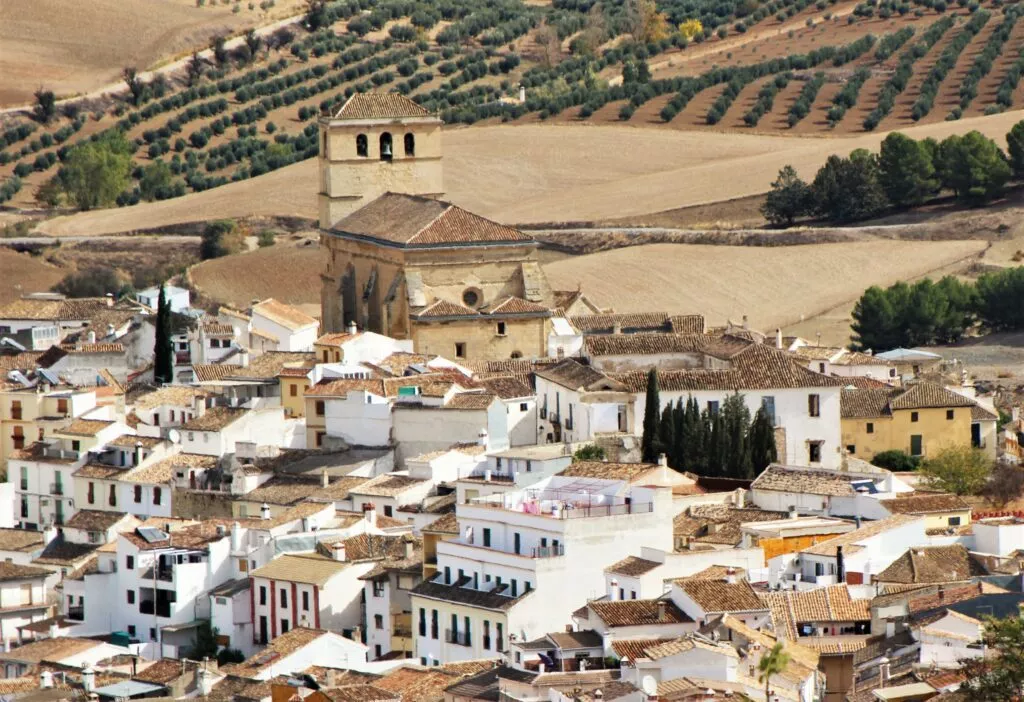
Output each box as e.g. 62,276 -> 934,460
200,219 -> 245,259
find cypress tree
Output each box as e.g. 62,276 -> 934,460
672,399 -> 686,471
750,407 -> 778,474
641,368 -> 661,463
684,397 -> 704,474
154,285 -> 174,385
659,404 -> 675,467
722,392 -> 753,479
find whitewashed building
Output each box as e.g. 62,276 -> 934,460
250,299 -> 319,352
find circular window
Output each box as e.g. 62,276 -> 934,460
462,289 -> 480,307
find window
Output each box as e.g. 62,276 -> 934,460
316,432 -> 325,448
818,362 -> 826,373
949,516 -> 962,526
520,402 -> 528,412
375,644 -> 382,659
150,628 -> 157,641
511,580 -> 518,597
373,581 -> 385,597
419,608 -> 426,636
153,487 -> 162,505
464,616 -> 471,646
513,533 -> 521,554
619,588 -> 625,600
482,528 -> 491,548
444,566 -> 451,584
134,485 -> 142,503
315,401 -> 325,416
303,591 -> 310,610
19,466 -> 27,491
280,588 -> 288,608
808,394 -> 821,417
431,609 -> 438,639
127,590 -> 135,604
910,434 -> 923,457
911,411 -> 919,423
384,505 -> 393,518
847,445 -> 856,455
496,622 -> 503,652
379,132 -> 393,161
126,556 -> 134,570
290,384 -> 298,397
404,132 -> 415,156
20,497 -> 28,519
707,400 -> 719,414
454,342 -> 466,358
128,625 -> 136,637
946,409 -> 955,420
374,614 -> 384,629
808,441 -> 823,464
866,422 -> 874,434
259,586 -> 267,605
761,396 -> 776,424
10,400 -> 21,420
57,398 -> 68,414
496,321 -> 506,336
239,559 -> 248,573
356,134 -> 368,157
281,619 -> 289,634
483,620 -> 491,649
71,440 -> 80,451
462,289 -> 479,307
108,485 -> 117,507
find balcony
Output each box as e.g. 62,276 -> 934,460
11,408 -> 22,420
531,545 -> 565,558
50,483 -> 64,496
175,351 -> 192,365
445,629 -> 471,646
141,566 -> 174,583
67,605 -> 84,621
139,601 -> 173,618
42,447 -> 79,460
549,412 -> 560,425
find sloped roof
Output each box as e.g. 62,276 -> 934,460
535,359 -> 616,391
333,92 -> 433,120
252,299 -> 318,331
0,561 -> 52,582
584,333 -> 709,357
800,514 -> 922,557
674,579 -> 766,613
588,599 -> 692,627
760,584 -> 872,639
251,553 -> 348,586
875,545 -> 989,584
751,464 -> 857,497
558,460 -> 659,482
880,493 -> 970,515
333,193 -> 533,248
842,382 -> 977,418
890,383 -> 976,410
605,556 -> 662,577
479,297 -> 550,316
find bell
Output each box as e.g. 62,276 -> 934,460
381,142 -> 392,158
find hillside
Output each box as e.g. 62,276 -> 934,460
0,248 -> 64,305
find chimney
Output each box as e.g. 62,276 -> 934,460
347,320 -> 358,335
477,428 -> 489,448
81,665 -> 95,693
135,441 -> 144,467
403,534 -> 414,560
352,625 -> 362,643
565,624 -> 574,633
733,488 -> 746,509
216,524 -> 226,537
538,663 -> 546,673
742,315 -> 749,330
87,330 -> 96,344
725,568 -> 737,585
239,347 -> 250,368
657,600 -> 667,620
788,505 -> 798,520
49,622 -> 59,639
608,578 -> 619,601
484,469 -> 492,482
197,664 -> 215,696
657,453 -> 668,468
364,506 -> 377,527
321,470 -> 329,488
260,503 -> 271,520
612,322 -> 622,334
775,328 -> 782,349
106,323 -> 115,338
333,542 -> 347,562
231,522 -> 242,550
879,658 -> 891,687
40,671 -> 54,689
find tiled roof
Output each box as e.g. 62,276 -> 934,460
32,536 -> 97,566
751,464 -> 857,497
180,406 -> 247,432
64,510 -> 128,532
411,576 -> 525,611
840,388 -> 894,419
558,460 -> 658,482
409,299 -> 480,319
480,376 -> 533,399
121,453 -> 217,484
251,553 -> 348,586
252,298 -> 318,331
224,351 -> 317,380
760,584 -> 872,639
0,528 -> 44,553
0,637 -> 103,664
479,297 -> 550,316
842,382 -> 977,419
875,545 -> 988,584
202,321 -> 235,335
606,556 -> 661,577
535,359 -> 616,390
193,364 -> 237,382
880,493 -> 970,515
307,374 -> 457,398
351,474 -> 426,497
222,627 -> 327,678
58,419 -> 115,436
334,193 -> 533,248
423,512 -> 458,534
0,561 -> 52,582
670,315 -> 706,334
121,521 -> 227,551
73,462 -> 128,480
800,514 -> 921,557
686,565 -> 748,581
644,635 -> 738,660
333,92 -> 433,120
104,434 -> 165,450
584,333 -> 708,357
242,475 -> 366,506
588,599 -> 692,627
60,342 -> 125,354
610,638 -> 670,661
444,393 -> 497,410
570,313 -> 677,334
972,404 -> 999,421
328,685 -> 401,702
135,658 -> 197,684
890,382 -> 975,410
133,385 -> 211,410
673,580 -> 765,613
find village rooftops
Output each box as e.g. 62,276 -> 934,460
221,627 -> 330,678
103,434 -> 165,450
243,475 -> 368,505
0,296 -> 113,321
422,512 -> 458,534
751,464 -> 860,497
0,528 -> 43,553
121,521 -> 228,551
411,574 -> 528,611
841,381 -> 978,419
535,359 -> 623,391
587,598 -> 692,627
759,584 -> 872,639
0,561 -> 52,582
585,332 -> 716,357
790,346 -> 891,366
56,419 -> 115,437
558,460 -> 660,483
875,545 -> 989,584
64,510 -> 130,532
251,298 -> 318,331
132,385 -> 212,410
0,637 -> 104,664
605,556 -> 662,577
330,193 -> 534,249
568,313 -> 705,335
306,374 -> 462,399
674,579 -> 766,614
799,514 -> 922,557
350,473 -> 427,497
330,92 -> 435,121
179,406 -> 247,432
880,493 -> 970,515
251,553 -> 348,586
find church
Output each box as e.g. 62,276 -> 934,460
317,92 -> 562,361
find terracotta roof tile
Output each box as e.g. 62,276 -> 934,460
251,553 -> 348,586
444,393 -> 496,410
610,639 -> 670,661
588,599 -> 692,627
180,406 -> 246,431
480,297 -> 550,316
584,333 -> 709,357
673,580 -> 765,613
352,473 -> 426,497
605,556 -> 661,577
64,510 -> 129,532
58,419 -> 115,436
880,493 -> 970,515
558,460 -> 658,482
0,561 -> 52,582
570,313 -> 677,334
479,376 -> 533,399
0,528 -> 44,553
760,585 -> 872,639
333,92 -> 433,120
221,627 -> 328,678
252,299 -> 318,331
133,386 -> 211,410
536,359 -> 617,391
876,545 -> 989,584
890,382 -> 976,410
751,464 -> 857,497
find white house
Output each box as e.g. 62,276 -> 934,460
0,636 -> 131,678
314,328 -> 414,365
913,609 -> 984,668
534,360 -> 633,445
750,464 -> 913,519
603,546 -> 766,601
250,299 -> 319,352
480,376 -> 537,447
179,406 -> 288,456
454,444 -> 576,505
0,561 -> 52,646
788,345 -> 897,384
136,286 -> 190,313
392,393 -> 510,465
211,627 -> 373,679
972,516 -> 1024,556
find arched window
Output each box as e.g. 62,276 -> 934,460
379,132 -> 393,161
510,351 -> 523,359
356,134 -> 368,157
404,133 -> 415,157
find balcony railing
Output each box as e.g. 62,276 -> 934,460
445,629 -> 471,646
175,351 -> 192,364
141,567 -> 174,583
50,483 -> 64,496
549,412 -> 560,425
558,502 -> 653,519
531,545 -> 565,558
67,605 -> 84,621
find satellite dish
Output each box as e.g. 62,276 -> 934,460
168,429 -> 181,444
641,676 -> 658,697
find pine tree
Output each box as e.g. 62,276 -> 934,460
750,407 -> 778,474
641,369 -> 661,463
154,285 -> 174,385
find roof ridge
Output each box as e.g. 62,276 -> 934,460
411,202 -> 454,244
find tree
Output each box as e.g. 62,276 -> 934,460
154,285 -> 175,385
305,0 -> 330,30
679,18 -> 704,41
982,464 -> 1024,507
33,88 -> 56,124
200,220 -> 244,259
54,268 -> 124,298
641,369 -> 661,463
878,132 -> 938,207
212,35 -> 229,65
626,0 -> 671,43
58,130 -> 134,210
758,643 -> 792,702
750,407 -> 777,473
534,23 -> 562,68
960,616 -> 1024,701
573,444 -> 606,461
139,161 -> 172,202
975,266 -> 1024,331
870,449 -> 920,472
851,285 -> 901,352
721,393 -> 752,479
187,52 -> 205,86
659,403 -> 676,467
682,396 -> 704,474
919,445 -> 992,495
35,177 -> 63,207
1006,119 -> 1024,178
935,131 -> 1011,205
761,165 -> 811,226
574,4 -> 607,56
190,620 -> 219,659
245,28 -> 262,56
811,153 -> 886,222
123,66 -> 145,106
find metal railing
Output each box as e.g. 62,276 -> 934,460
50,483 -> 64,496
558,502 -> 653,519
67,605 -> 84,621
531,545 -> 565,558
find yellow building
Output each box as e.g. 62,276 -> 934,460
840,382 -> 979,461
0,384 -> 96,466
878,492 -> 972,530
278,368 -> 312,418
421,512 -> 458,579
